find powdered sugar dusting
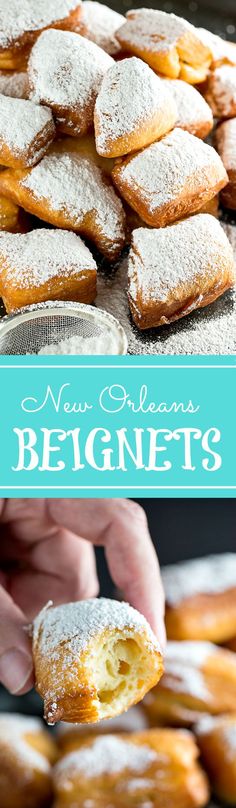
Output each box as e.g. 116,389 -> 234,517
55,735 -> 157,781
216,118 -> 236,171
36,332 -> 119,354
21,151 -> 124,248
0,713 -> 51,774
0,71 -> 28,99
162,79 -> 213,133
79,1 -> 124,56
0,95 -> 53,159
165,642 -> 221,667
162,642 -> 222,702
197,716 -> 236,755
198,28 -> 236,68
117,129 -> 226,212
0,0 -> 80,48
162,553 -> 236,605
0,229 -> 96,288
95,58 -> 176,153
128,215 -> 233,304
206,65 -> 236,116
117,8 -> 196,55
29,29 -> 113,113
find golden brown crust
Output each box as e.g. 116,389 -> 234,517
0,195 -> 31,232
166,588 -> 236,642
0,714 -> 57,808
203,65 -> 236,118
215,119 -> 236,209
54,728 -> 210,808
196,715 -> 236,805
0,117 -> 55,170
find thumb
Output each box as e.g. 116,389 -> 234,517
0,584 -> 34,694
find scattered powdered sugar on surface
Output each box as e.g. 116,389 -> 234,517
0,713 -> 50,774
125,778 -> 156,791
95,58 -> 175,152
55,735 -> 157,780
198,28 -> 236,67
118,129 -> 225,211
33,598 -> 159,659
216,119 -> 236,170
197,716 -> 236,756
21,151 -> 124,247
0,95 -> 53,155
0,0 -> 79,48
162,79 -> 213,130
36,332 -> 118,355
128,215 -> 233,303
208,65 -> 236,115
165,641 -> 220,667
56,705 -> 148,736
117,8 -> 196,54
162,553 -> 236,605
0,71 -> 28,99
29,29 -> 112,109
80,2 -> 124,55
0,229 -> 96,288
162,642 -> 221,702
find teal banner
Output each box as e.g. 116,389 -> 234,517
0,356 -> 235,497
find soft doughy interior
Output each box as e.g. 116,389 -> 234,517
91,632 -> 147,719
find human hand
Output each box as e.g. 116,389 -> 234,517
0,498 -> 165,695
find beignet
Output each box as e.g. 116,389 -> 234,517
0,195 -> 30,232
28,29 -> 113,137
204,65 -> 236,118
56,705 -> 149,753
53,728 -> 209,808
215,118 -> 236,209
0,70 -> 28,99
144,641 -> 236,728
0,0 -> 82,70
196,715 -> 236,805
116,8 -> 212,82
0,95 -> 55,169
163,553 -> 236,642
32,598 -> 163,725
112,128 -> 227,228
198,27 -> 236,69
77,1 -> 124,56
94,58 -> 177,158
127,215 -> 234,330
0,228 -> 97,312
0,149 -> 126,260
0,712 -> 57,808
162,79 -> 213,139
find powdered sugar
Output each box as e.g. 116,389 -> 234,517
165,642 -> 220,668
128,215 -> 233,304
33,598 -> 159,659
162,79 -> 213,134
162,642 -> 222,702
0,95 -> 54,160
36,331 -> 118,354
21,151 -> 124,249
162,553 -> 236,605
0,71 -> 28,99
79,1 -> 124,56
216,118 -> 236,171
198,28 -> 236,68
95,58 -> 176,154
0,0 -> 80,48
29,29 -> 112,116
117,8 -> 197,55
0,229 -> 96,288
55,735 -> 157,780
116,129 -> 226,213
0,713 -> 51,774
206,65 -> 236,116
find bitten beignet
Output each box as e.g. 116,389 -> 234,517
162,79 -> 213,139
94,58 -> 177,158
0,712 -> 57,808
112,129 -> 227,228
127,215 -> 234,330
53,728 -> 209,808
0,95 -> 55,169
28,29 -> 113,137
163,553 -> 236,642
215,118 -> 236,209
0,149 -> 125,260
196,715 -> 236,805
0,0 -> 82,70
116,8 -> 212,82
32,598 -> 163,725
77,1 -> 124,56
0,229 -> 97,312
144,641 -> 236,728
203,65 -> 236,118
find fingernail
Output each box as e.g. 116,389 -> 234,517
0,649 -> 33,694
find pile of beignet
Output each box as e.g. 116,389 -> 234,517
0,1 -> 235,333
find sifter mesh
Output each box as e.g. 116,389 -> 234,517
0,302 -> 128,355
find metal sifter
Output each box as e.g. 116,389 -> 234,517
0,301 -> 128,355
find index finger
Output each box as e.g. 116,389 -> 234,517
48,499 -> 166,648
